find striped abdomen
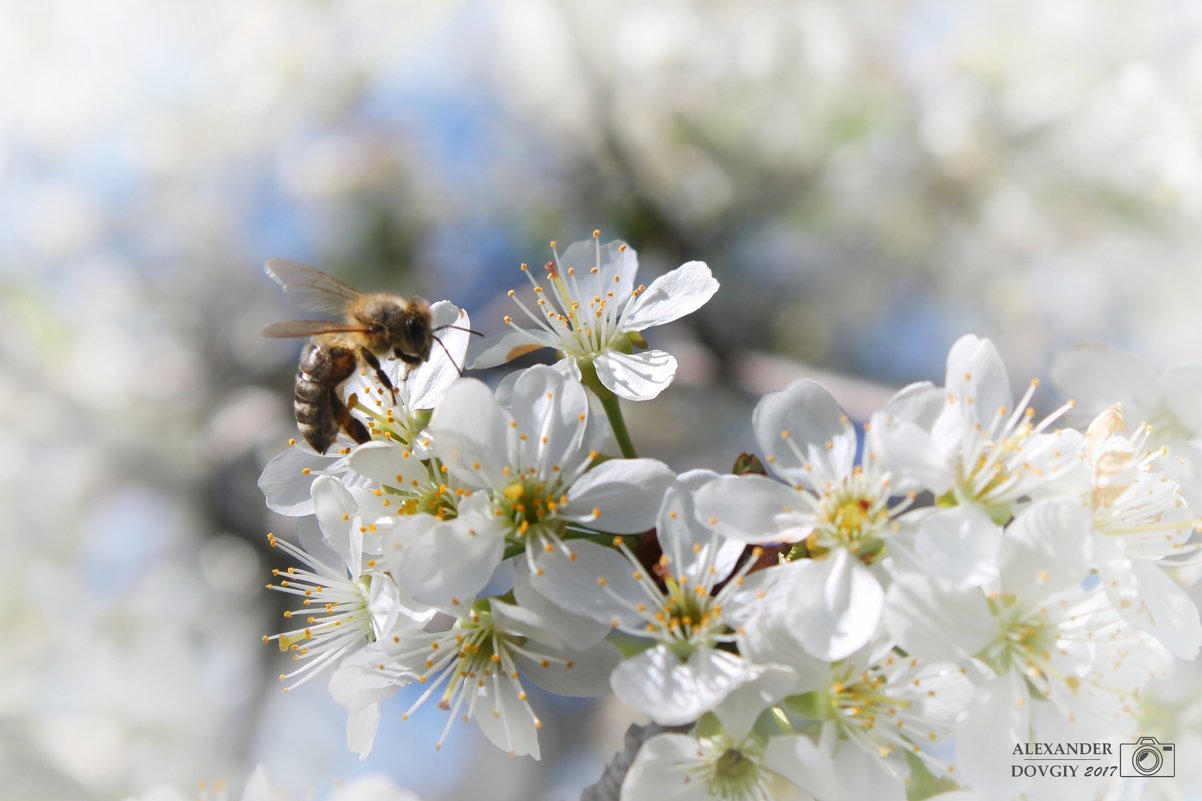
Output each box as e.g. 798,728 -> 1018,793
294,337 -> 360,453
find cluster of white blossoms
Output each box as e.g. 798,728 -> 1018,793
258,233 -> 1202,801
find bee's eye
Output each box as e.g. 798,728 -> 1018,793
405,316 -> 427,343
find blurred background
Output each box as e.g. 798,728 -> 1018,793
4,0 -> 1202,798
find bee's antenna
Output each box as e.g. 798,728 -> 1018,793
434,324 -> 484,337
432,335 -> 467,377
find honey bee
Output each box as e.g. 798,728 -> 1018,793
261,259 -> 443,454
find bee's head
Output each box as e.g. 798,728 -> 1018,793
355,295 -> 433,365
390,298 -> 433,366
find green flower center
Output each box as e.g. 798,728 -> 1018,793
982,594 -> 1056,676
495,476 -> 568,539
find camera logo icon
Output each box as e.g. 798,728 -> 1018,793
1120,736 -> 1175,777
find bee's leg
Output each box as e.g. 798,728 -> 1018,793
333,389 -> 371,444
359,348 -> 399,404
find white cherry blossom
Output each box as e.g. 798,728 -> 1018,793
1053,342 -> 1202,510
741,599 -> 970,783
698,378 -> 913,558
795,643 -> 972,781
879,334 -> 1085,520
886,499 -> 1165,793
328,597 -> 619,759
696,379 -> 909,659
529,474 -> 764,725
262,476 -> 433,692
621,729 -> 848,801
417,365 -> 675,605
471,232 -> 719,401
1084,404 -> 1202,658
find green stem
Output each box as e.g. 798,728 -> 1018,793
598,390 -> 639,459
576,358 -> 640,459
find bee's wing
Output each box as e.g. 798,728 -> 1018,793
265,258 -> 362,314
260,320 -> 374,338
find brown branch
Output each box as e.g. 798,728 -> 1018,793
580,723 -> 671,801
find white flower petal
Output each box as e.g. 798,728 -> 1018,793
946,335 -> 1013,422
511,559 -> 611,650
295,514 -> 342,569
678,469 -> 748,577
955,671 -> 1030,797
468,328 -> 557,369
239,767 -> 277,801
365,573 -> 402,637
913,505 -> 1003,589
328,647 -> 409,758
400,516 -> 505,606
1125,559 -> 1202,659
654,479 -> 738,582
762,734 -> 850,801
258,444 -> 336,515
884,573 -> 997,662
1002,499 -> 1092,597
378,511 -> 441,576
696,474 -> 805,544
429,377 -> 512,488
558,238 -> 639,303
312,476 -> 358,569
594,348 -> 678,401
346,441 -> 428,489
346,488 -> 398,532
527,539 -> 648,631
785,549 -> 883,661
507,365 -> 590,474
833,745 -> 906,801
472,674 -> 541,759
876,417 -> 954,496
610,644 -> 755,725
712,665 -> 797,739
328,648 -> 407,711
621,734 -> 721,801
512,634 -> 621,697
739,601 -> 831,695
884,380 -> 946,429
754,379 -> 857,489
487,596 -> 548,640
564,458 -> 674,534
345,703 -> 382,760
620,260 -> 719,331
